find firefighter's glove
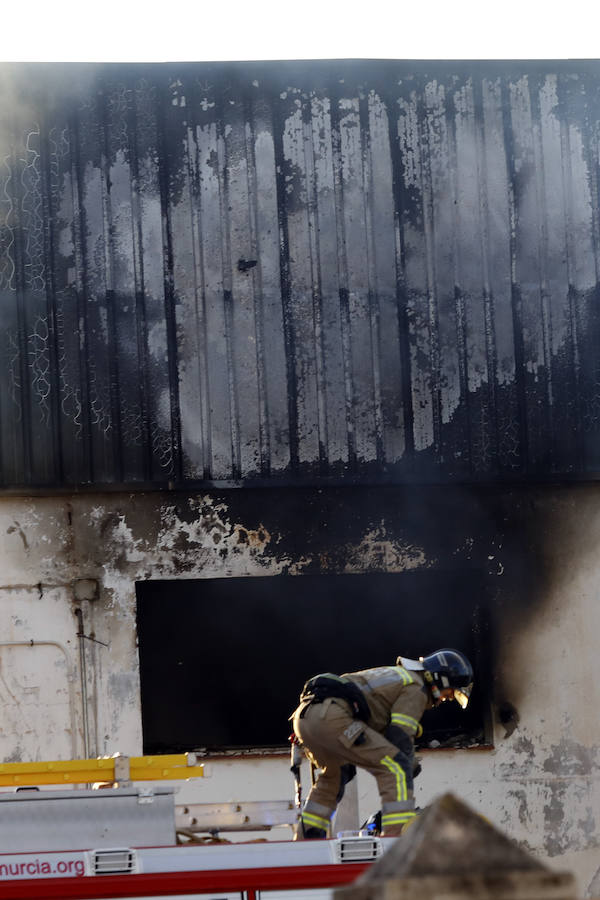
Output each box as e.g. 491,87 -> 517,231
413,760 -> 422,779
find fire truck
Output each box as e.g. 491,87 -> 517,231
0,753 -> 392,900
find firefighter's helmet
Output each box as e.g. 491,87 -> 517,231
398,648 -> 474,708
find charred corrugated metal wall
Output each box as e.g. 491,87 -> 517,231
1,60 -> 600,488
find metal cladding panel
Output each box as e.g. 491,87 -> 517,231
1,60 -> 600,488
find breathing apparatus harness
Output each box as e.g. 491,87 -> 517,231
298,673 -> 370,721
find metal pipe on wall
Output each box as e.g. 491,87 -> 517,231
75,609 -> 91,760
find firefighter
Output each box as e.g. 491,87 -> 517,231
291,649 -> 473,839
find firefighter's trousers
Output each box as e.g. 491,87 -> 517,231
293,698 -> 416,837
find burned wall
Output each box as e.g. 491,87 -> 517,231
1,60 -> 600,488
0,483 -> 598,895
0,482 -> 575,754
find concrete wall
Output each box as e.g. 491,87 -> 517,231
0,485 -> 598,895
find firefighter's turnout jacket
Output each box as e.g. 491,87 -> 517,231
292,665 -> 429,837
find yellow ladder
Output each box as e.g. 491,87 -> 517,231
0,753 -> 204,787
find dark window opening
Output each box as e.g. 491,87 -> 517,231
136,571 -> 490,755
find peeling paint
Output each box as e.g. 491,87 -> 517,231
506,787 -> 531,830
543,780 -> 599,857
543,737 -> 596,777
343,525 -> 427,573
153,498 -> 275,572
104,515 -> 147,564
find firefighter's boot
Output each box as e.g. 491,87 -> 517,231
293,820 -> 327,840
381,815 -> 417,838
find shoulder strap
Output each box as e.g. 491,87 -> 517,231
300,674 -> 370,721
